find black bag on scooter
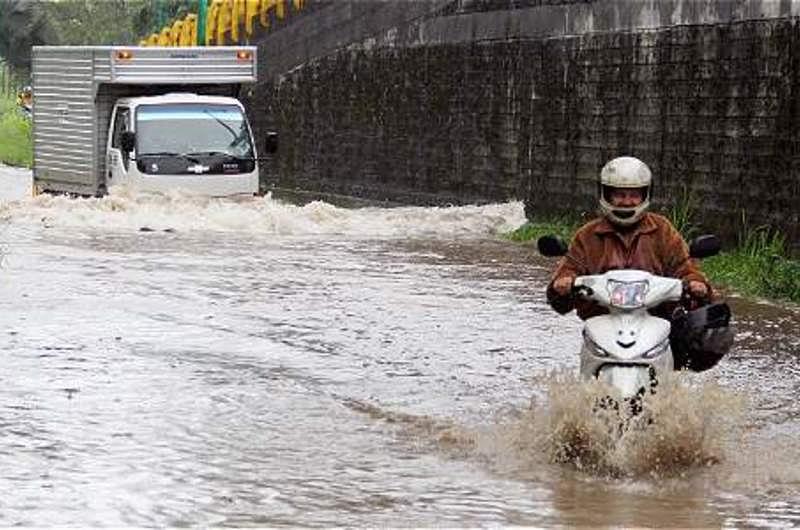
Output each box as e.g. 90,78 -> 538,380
670,302 -> 735,372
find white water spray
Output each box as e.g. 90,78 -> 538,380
1,171 -> 526,238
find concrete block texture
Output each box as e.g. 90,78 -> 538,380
243,0 -> 800,248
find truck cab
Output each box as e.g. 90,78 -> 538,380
108,93 -> 258,196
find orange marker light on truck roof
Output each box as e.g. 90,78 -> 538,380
116,50 -> 134,61
236,50 -> 252,62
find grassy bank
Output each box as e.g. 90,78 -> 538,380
0,95 -> 33,168
509,215 -> 800,304
702,227 -> 800,302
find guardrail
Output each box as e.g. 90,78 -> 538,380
139,0 -> 305,47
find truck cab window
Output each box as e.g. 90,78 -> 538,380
111,107 -> 131,169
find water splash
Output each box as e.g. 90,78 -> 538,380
0,186 -> 526,238
342,371 -> 746,481
504,372 -> 745,479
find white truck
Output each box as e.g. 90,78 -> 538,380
31,46 -> 276,197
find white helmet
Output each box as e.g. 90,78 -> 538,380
598,156 -> 652,226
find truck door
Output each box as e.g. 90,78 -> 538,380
108,106 -> 131,187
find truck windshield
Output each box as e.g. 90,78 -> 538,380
136,104 -> 254,158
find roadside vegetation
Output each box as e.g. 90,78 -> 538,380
0,93 -> 32,168
505,213 -> 583,244
510,206 -> 800,304
702,226 -> 800,302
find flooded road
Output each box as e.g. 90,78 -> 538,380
1,164 -> 799,526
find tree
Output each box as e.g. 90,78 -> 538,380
43,0 -> 143,46
0,0 -> 55,82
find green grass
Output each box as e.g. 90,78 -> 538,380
703,226 -> 800,302
0,95 -> 33,168
504,214 -> 583,244
510,214 -> 800,304
666,186 -> 699,240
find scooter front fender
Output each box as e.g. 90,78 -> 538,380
596,364 -> 653,399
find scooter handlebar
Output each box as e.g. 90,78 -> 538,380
571,284 -> 594,298
573,271 -> 683,309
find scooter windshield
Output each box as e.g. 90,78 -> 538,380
607,280 -> 648,308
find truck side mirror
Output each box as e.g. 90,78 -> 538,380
263,131 -> 278,154
537,235 -> 568,257
120,131 -> 136,153
689,234 -> 721,259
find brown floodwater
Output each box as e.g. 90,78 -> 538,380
0,167 -> 798,526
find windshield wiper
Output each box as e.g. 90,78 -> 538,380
202,109 -> 252,152
138,151 -> 202,163
203,110 -> 238,139
184,150 -> 252,160
185,150 -> 232,156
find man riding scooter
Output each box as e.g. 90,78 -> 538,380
546,156 -> 733,371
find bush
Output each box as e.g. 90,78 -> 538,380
0,95 -> 33,168
704,226 -> 800,303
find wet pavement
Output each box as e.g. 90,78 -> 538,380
1,165 -> 798,526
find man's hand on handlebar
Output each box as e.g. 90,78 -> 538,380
687,280 -> 708,299
552,275 -> 575,296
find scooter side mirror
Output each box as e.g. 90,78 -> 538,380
689,234 -> 721,259
537,235 -> 568,257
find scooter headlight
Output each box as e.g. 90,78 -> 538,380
640,339 -> 669,359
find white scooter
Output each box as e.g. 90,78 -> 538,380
538,234 -> 722,408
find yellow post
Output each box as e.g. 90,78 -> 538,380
275,0 -> 285,20
184,14 -> 198,46
171,19 -> 184,46
231,0 -> 244,42
245,0 -> 259,36
178,15 -> 192,46
207,0 -> 221,44
259,0 -> 270,28
216,0 -> 231,45
158,26 -> 172,46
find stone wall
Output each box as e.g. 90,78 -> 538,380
243,0 -> 800,247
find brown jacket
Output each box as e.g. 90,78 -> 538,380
546,212 -> 711,320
